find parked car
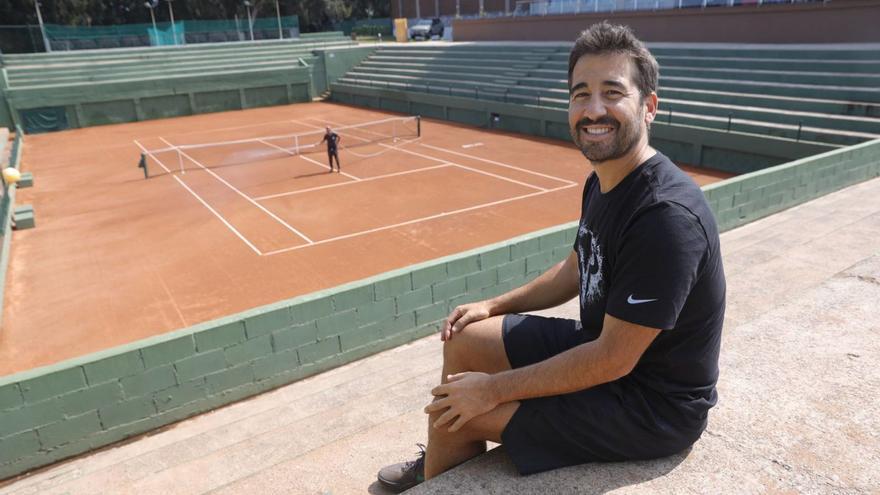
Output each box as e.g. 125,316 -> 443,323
409,18 -> 444,40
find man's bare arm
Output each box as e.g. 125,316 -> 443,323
442,250 -> 579,340
428,314 -> 661,431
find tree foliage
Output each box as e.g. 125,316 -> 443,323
0,0 -> 390,32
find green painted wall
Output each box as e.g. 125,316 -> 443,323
314,46 -> 376,96
705,138 -> 880,231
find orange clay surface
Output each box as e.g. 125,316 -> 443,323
0,102 -> 732,376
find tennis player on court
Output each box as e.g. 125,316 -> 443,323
319,126 -> 342,173
377,22 -> 726,492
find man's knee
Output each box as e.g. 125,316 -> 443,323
442,316 -> 510,374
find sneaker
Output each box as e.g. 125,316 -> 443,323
377,444 -> 426,493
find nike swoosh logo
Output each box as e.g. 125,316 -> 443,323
627,295 -> 658,305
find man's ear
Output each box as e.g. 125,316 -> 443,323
644,92 -> 658,127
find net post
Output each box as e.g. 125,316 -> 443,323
177,148 -> 185,174
138,153 -> 148,179
417,115 -> 421,138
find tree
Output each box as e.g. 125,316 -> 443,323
1,0 -> 391,31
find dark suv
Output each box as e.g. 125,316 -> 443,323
409,18 -> 444,41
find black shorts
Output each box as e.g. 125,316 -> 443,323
499,314 -> 705,475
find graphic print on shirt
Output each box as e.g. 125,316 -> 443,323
577,223 -> 604,308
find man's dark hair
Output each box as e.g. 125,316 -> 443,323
567,22 -> 659,99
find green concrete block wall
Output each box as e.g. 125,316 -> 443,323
0,223 -> 574,480
317,46 -> 376,97
704,138 -> 880,231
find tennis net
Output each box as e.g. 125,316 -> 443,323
138,115 -> 420,178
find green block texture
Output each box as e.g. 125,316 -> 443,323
224,336 -> 273,366
37,411 -> 102,449
120,365 -> 177,397
244,307 -> 292,338
194,321 -> 246,352
175,350 -> 227,381
0,431 -> 40,464
83,352 -> 144,385
59,382 -> 124,416
272,321 -> 319,351
156,379 -> 209,412
141,336 -> 195,369
99,397 -> 157,429
0,400 -> 64,438
0,384 -> 23,410
20,368 -> 87,404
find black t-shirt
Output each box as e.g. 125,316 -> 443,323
574,151 -> 726,428
324,132 -> 339,152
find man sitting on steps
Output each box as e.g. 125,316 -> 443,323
377,22 -> 727,492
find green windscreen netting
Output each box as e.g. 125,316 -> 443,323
31,16 -> 300,51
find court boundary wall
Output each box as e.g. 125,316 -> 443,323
0,137 -> 878,480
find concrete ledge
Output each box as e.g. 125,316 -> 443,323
17,172 -> 32,188
11,205 -> 33,230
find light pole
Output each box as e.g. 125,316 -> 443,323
167,0 -> 178,45
34,0 -> 51,52
144,1 -> 158,44
275,0 -> 283,39
244,1 -> 254,41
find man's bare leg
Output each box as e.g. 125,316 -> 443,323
424,316 -> 520,479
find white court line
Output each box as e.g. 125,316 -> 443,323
256,137 -> 361,181
305,117 -> 548,192
158,137 -> 315,245
253,163 -> 454,201
419,143 -> 577,186
134,140 -> 262,255
296,152 -> 362,181
262,182 -> 579,256
380,143 -> 546,192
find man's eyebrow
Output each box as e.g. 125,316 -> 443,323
569,82 -> 588,95
569,80 -> 628,95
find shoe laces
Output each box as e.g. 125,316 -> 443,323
403,443 -> 426,472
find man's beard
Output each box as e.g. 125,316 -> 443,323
570,113 -> 643,164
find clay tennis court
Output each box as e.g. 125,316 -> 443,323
0,101 -> 732,375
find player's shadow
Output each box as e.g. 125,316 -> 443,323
294,170 -> 334,179
366,446 -> 692,494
